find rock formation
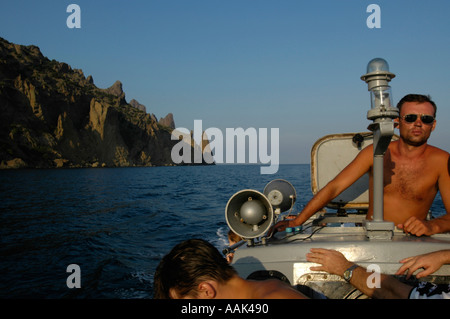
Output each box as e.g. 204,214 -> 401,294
129,99 -> 147,113
0,37 -> 213,168
159,113 -> 175,130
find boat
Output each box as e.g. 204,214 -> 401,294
223,58 -> 450,299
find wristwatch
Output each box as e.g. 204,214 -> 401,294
343,264 -> 358,282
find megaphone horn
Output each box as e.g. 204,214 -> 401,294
263,179 -> 297,214
225,189 -> 274,239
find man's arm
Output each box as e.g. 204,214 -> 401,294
270,146 -> 373,234
306,248 -> 413,299
399,215 -> 450,236
431,153 -> 450,233
396,249 -> 450,279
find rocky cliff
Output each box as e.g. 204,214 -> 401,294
0,37 -> 212,168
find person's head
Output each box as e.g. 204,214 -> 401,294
153,238 -> 237,299
397,94 -> 437,117
395,94 -> 437,146
226,230 -> 243,264
227,229 -> 242,245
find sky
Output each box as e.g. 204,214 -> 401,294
1,0 -> 450,164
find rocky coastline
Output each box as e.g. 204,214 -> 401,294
0,37 -> 212,169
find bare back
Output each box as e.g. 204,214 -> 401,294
249,279 -> 307,299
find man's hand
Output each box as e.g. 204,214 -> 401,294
306,248 -> 353,277
396,250 -> 448,279
397,216 -> 435,236
267,220 -> 290,237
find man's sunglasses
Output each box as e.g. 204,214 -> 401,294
400,114 -> 435,124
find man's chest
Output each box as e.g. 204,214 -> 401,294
384,158 -> 438,200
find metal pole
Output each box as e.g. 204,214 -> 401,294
365,122 -> 395,239
372,154 -> 384,222
361,58 -> 397,240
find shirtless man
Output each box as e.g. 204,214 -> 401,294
153,238 -> 307,299
271,94 -> 450,236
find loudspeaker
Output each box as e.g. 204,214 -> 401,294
263,179 -> 297,214
225,189 -> 274,239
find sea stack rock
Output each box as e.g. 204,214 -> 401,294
159,113 -> 175,129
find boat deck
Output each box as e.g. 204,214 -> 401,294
231,213 -> 450,298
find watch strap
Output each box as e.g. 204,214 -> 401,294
344,264 -> 358,282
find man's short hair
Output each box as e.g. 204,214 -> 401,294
153,238 -> 237,299
397,94 -> 437,117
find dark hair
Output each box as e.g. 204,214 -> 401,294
397,94 -> 437,117
153,238 -> 237,299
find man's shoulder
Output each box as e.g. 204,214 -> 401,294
425,146 -> 450,176
258,280 -> 307,299
358,143 -> 374,157
426,144 -> 450,159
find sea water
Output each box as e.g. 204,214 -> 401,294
0,164 -> 445,298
